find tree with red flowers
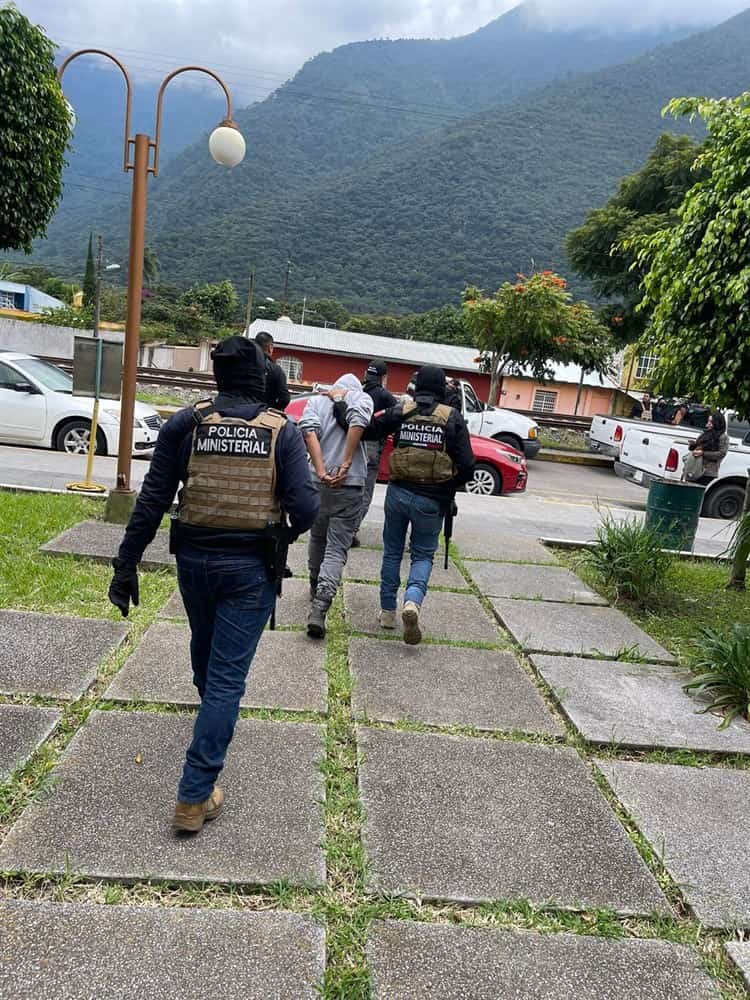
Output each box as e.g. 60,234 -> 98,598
462,271 -> 613,405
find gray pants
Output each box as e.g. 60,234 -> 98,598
309,484 -> 363,610
355,441 -> 383,533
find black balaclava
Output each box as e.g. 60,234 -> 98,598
364,359 -> 387,385
415,364 -> 446,403
211,336 -> 266,400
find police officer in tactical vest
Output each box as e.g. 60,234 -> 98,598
367,364 -> 474,644
108,337 -> 318,832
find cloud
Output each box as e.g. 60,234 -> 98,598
15,0 -> 748,107
524,0 -> 748,30
16,0 -> 518,104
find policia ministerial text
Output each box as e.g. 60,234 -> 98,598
194,424 -> 273,458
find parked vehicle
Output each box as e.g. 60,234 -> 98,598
616,427 -> 750,519
285,394 -> 528,497
456,380 -> 541,459
589,411 -> 750,460
0,351 -> 162,456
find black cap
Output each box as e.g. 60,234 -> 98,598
211,336 -> 266,398
365,359 -> 388,379
415,364 -> 446,401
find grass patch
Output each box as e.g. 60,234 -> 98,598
136,390 -> 187,408
560,549 -> 750,664
0,492 -> 175,619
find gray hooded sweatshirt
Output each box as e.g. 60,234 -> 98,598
298,374 -> 374,487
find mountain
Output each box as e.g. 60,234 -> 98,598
144,6 -> 749,311
38,4 -> 690,279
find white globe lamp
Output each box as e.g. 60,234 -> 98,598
209,121 -> 246,167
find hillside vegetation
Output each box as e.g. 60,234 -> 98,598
34,6 -> 748,311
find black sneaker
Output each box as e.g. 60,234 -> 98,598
307,604 -> 327,639
350,535 -> 361,548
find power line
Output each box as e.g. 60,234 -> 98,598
56,38 -> 691,145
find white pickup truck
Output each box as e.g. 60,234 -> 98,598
615,427 -> 750,519
588,412 -> 750,459
457,380 -> 541,458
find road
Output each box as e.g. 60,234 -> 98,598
0,443 -> 734,556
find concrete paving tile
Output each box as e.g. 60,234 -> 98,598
726,942 -> 750,991
0,706 -> 61,781
368,920 -> 720,1000
598,759 -> 750,928
534,655 -> 750,753
0,610 -> 128,698
468,562 -> 606,604
0,711 -> 326,887
40,520 -> 173,569
343,547 -> 467,590
350,638 -> 562,735
0,900 -> 325,1000
455,531 -> 557,564
105,622 -> 327,713
357,727 -> 668,912
158,577 -> 311,629
344,584 -> 499,644
491,599 -> 675,663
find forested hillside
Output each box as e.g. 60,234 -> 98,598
34,6 -> 750,310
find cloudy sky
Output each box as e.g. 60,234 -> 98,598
16,0 -> 749,101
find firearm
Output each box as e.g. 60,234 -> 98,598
443,498 -> 458,570
264,522 -> 292,630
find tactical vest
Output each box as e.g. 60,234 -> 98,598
389,400 -> 456,484
179,401 -> 286,531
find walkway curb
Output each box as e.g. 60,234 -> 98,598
537,449 -> 614,468
541,536 -> 728,562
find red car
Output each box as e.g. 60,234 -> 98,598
285,395 -> 527,497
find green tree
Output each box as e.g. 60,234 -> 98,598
462,272 -> 613,405
82,233 -> 96,307
567,134 -> 703,345
0,5 -> 71,252
181,279 -> 238,325
632,94 -> 750,416
143,245 -> 160,288
0,262 -> 25,281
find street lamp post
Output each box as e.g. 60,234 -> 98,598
57,50 -> 246,522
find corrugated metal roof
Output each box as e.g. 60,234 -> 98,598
247,318 -> 481,372
246,319 -> 620,390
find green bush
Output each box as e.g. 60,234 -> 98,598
582,515 -> 673,605
684,624 -> 750,728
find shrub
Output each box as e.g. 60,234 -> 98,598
582,514 -> 673,605
684,625 -> 750,728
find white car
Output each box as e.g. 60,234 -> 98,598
0,352 -> 162,456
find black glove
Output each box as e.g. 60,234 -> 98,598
109,558 -> 139,617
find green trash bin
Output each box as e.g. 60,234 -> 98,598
645,479 -> 705,551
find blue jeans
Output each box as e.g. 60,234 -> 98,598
380,483 -> 443,611
176,545 -> 275,803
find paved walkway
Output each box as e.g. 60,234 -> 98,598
1,514 -> 749,998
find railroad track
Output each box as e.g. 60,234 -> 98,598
42,355 -> 594,428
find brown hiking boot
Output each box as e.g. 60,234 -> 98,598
402,601 -> 422,645
172,786 -> 224,833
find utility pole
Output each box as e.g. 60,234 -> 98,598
300,296 -> 307,325
245,269 -> 255,334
